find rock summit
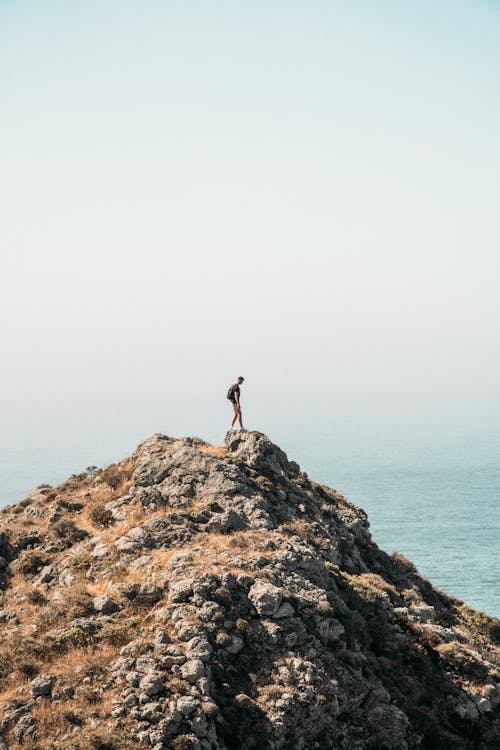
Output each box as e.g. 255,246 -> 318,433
0,431 -> 499,749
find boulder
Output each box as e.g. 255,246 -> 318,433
30,673 -> 55,698
180,659 -> 205,683
139,674 -> 164,697
248,581 -> 283,616
177,696 -> 199,716
93,594 -> 121,614
185,636 -> 213,661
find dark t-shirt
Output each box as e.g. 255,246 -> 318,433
230,384 -> 240,402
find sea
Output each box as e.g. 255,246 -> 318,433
1,417 -> 498,619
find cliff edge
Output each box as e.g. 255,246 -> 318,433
0,431 -> 499,750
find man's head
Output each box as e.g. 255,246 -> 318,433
237,376 -> 244,384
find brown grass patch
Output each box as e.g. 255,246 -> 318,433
197,444 -> 228,459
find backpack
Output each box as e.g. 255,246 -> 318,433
226,384 -> 236,401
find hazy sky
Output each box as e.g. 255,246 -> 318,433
2,0 -> 500,440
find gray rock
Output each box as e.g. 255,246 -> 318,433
177,696 -> 199,716
133,582 -> 163,608
115,536 -> 139,554
91,543 -> 109,559
37,564 -> 54,584
224,635 -> 244,654
0,609 -> 18,624
191,712 -> 209,738
207,509 -> 248,533
248,581 -> 282,616
180,659 -> 206,683
128,526 -> 147,542
1,430 -> 499,750
169,578 -> 194,603
59,569 -> 76,587
93,594 -> 121,614
408,604 -> 435,623
177,623 -> 200,641
135,656 -> 157,673
125,671 -> 141,687
140,702 -> 163,722
1,701 -> 35,728
272,602 -> 295,619
14,715 -> 36,742
123,693 -> 138,707
30,673 -> 55,697
154,629 -> 171,646
139,674 -> 164,696
185,636 -> 213,661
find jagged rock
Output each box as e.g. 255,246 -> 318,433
272,602 -> 294,619
93,594 -> 121,614
133,582 -> 163,608
185,636 -> 213,661
130,554 -> 152,569
30,673 -> 55,697
0,609 -> 18,624
180,659 -> 205,683
14,715 -> 36,742
154,629 -> 171,646
36,564 -> 54,584
177,695 -> 199,716
91,543 -> 109,559
248,581 -> 282,616
139,674 -> 164,696
115,536 -> 139,554
169,578 -> 194,603
190,712 -> 209,738
1,700 -> 35,729
224,635 -> 244,654
207,508 -> 248,533
0,429 -> 499,750
58,569 -> 76,587
125,671 -> 141,687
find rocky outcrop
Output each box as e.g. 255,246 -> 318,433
0,431 -> 499,750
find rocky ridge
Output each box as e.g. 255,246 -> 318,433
0,430 -> 499,750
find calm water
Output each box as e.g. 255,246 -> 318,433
280,427 -> 500,620
1,420 -> 498,618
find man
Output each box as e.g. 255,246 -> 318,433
227,376 -> 245,431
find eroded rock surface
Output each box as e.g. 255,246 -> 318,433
0,431 -> 499,750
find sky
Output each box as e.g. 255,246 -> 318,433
2,0 -> 500,448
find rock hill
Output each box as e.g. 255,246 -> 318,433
0,431 -> 499,750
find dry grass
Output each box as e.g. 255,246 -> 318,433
0,446 -> 280,732
2,692 -> 136,750
49,643 -> 118,678
197,444 -> 228,459
94,505 -> 146,545
181,530 -> 275,577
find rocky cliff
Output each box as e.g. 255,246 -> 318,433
0,431 -> 499,750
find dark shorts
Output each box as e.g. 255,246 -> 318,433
230,400 -> 240,409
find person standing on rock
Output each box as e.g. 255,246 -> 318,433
227,376 -> 245,431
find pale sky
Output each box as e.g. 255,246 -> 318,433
2,0 -> 500,440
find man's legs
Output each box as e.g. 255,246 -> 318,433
230,403 -> 244,430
